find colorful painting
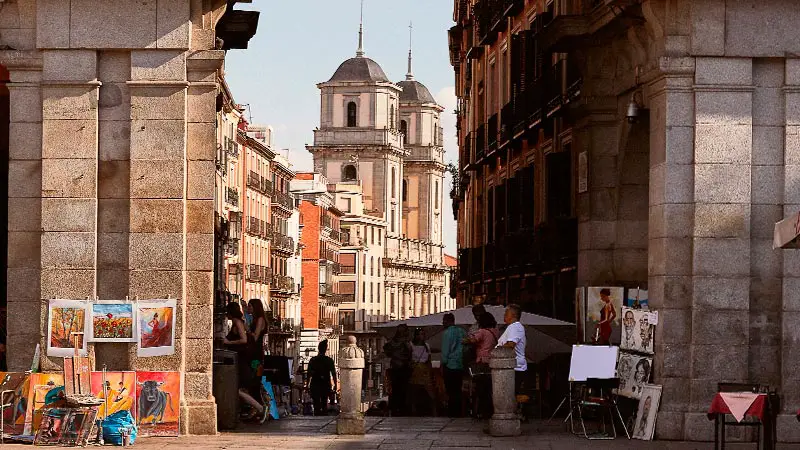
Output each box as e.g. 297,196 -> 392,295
620,307 -> 655,355
633,384 -> 662,440
616,352 -> 652,400
47,300 -> 88,357
91,371 -> 137,421
0,372 -> 29,434
586,287 -> 624,345
135,371 -> 180,437
89,302 -> 135,342
136,300 -> 176,357
625,288 -> 649,310
23,373 -> 65,435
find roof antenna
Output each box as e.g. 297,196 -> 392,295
406,21 -> 414,80
356,0 -> 365,57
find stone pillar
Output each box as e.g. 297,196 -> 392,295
422,287 -> 430,316
337,336 -> 365,435
403,285 -> 411,319
413,286 -> 422,317
489,346 -> 520,436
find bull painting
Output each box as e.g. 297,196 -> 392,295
134,372 -> 180,437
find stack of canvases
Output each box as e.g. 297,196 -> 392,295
577,287 -> 662,441
0,370 -> 182,441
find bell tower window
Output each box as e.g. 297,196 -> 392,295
402,179 -> 408,203
347,101 -> 357,127
390,105 -> 395,129
342,164 -> 357,181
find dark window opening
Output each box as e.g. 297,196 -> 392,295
546,149 -> 572,220
347,101 -> 357,127
342,164 -> 357,181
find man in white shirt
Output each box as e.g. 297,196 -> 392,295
497,303 -> 527,394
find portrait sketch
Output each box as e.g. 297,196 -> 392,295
617,352 -> 652,399
586,287 -> 624,345
633,384 -> 662,440
620,307 -> 655,354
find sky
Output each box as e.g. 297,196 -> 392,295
224,1 -> 459,255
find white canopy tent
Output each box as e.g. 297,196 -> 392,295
374,305 -> 575,364
774,211 -> 800,249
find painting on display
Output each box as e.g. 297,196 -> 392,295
0,372 -> 29,434
620,307 -> 655,355
586,287 -> 624,345
47,300 -> 88,357
625,288 -> 649,310
575,287 -> 586,343
90,371 -> 137,421
616,352 -> 653,400
136,299 -> 177,357
23,373 -> 65,435
632,384 -> 662,440
89,301 -> 136,343
135,371 -> 180,437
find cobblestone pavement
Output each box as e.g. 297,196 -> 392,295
5,417 -> 800,449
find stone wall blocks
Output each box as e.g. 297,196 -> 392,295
654,309 -> 691,345
664,126 -> 695,165
97,269 -> 131,300
649,237 -> 692,276
42,158 -> 97,198
40,269 -> 96,299
185,305 -> 213,339
184,371 -> 213,400
750,277 -> 782,313
98,51 -> 132,83
655,344 -> 691,377
682,412 -> 715,442
696,92 -> 752,126
777,415 -> 800,443
7,268 -> 41,300
647,276 -> 692,310
186,86 -> 217,123
695,57 -> 753,86
97,232 -> 129,269
36,0 -> 70,48
130,120 -> 186,160
749,345 -> 781,387
781,345 -> 800,389
724,1 -> 800,58
98,120 -> 131,161
42,119 -> 98,159
753,87 -> 785,127
187,123 -> 215,161
186,271 -> 213,305
692,277 -> 750,310
752,205 -> 783,241
129,270 -> 183,299
694,124 -> 752,164
129,232 -> 183,271
691,309 -> 748,345
755,59 -> 785,88
2,29 -> 37,51
98,160 -> 131,199
691,344 -> 748,380
655,411 -> 685,441
617,187 -> 649,221
783,165 -> 800,204
8,197 -> 42,232
69,0 -> 157,49
186,233 -> 213,272
40,232 -> 95,269
690,0 -> 725,56
130,86 -> 186,120
131,50 -> 186,81
130,159 -> 184,199
663,164 -> 694,204
42,86 -> 99,121
694,203 -> 750,238
658,377 -> 691,412
184,338 -> 212,373
782,277 -> 800,312
98,82 -> 131,122
753,126 -> 784,166
693,238 -> 750,277
187,160 -> 215,200
612,249 -> 648,282
665,92 -> 695,127
9,86 -> 42,123
130,199 -> 184,233
8,231 -> 41,269
689,378 -> 722,412
782,312 -> 800,346
155,0 -> 191,49
43,50 -> 97,82
749,311 -> 782,347
694,164 -> 751,204
41,198 -> 96,232
9,122 -> 43,160
98,199 -> 130,233
186,200 -> 213,234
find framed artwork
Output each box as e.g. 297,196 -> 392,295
625,288 -> 649,310
586,287 -> 624,345
47,300 -> 88,357
620,307 -> 655,355
33,408 -> 67,446
136,299 -> 177,357
135,371 -> 180,437
89,301 -> 136,343
633,384 -> 662,440
91,371 -> 137,421
575,287 -> 586,343
0,372 -> 29,434
616,352 -> 652,399
23,373 -> 65,435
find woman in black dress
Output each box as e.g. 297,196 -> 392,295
223,302 -> 267,423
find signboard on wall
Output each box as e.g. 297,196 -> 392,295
578,151 -> 588,193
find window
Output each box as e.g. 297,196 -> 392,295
377,258 -> 381,276
370,256 -> 374,276
400,120 -> 408,138
370,283 -> 374,303
433,122 -> 438,145
363,254 -> 366,274
391,167 -> 396,198
347,101 -> 357,127
377,284 -> 381,305
390,293 -> 395,313
343,197 -> 352,213
342,164 -> 357,181
378,229 -> 382,245
390,105 -> 395,129
371,226 -> 375,244
391,208 -> 396,232
362,281 -> 366,303
435,181 -> 439,210
402,179 -> 408,202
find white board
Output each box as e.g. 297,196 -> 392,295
568,345 -> 619,382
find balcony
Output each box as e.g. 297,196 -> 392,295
475,124 -> 486,163
321,214 -> 333,230
272,191 -> 294,211
500,101 -> 514,147
545,63 -> 564,118
312,128 -> 403,149
331,293 -> 354,304
246,216 -> 260,235
246,264 -> 260,282
330,261 -> 342,275
385,236 -> 444,267
261,266 -> 273,284
319,282 -> 334,297
225,187 -> 239,207
270,274 -> 295,294
320,248 -> 337,262
487,114 -> 498,155
261,177 -> 274,196
247,171 -> 261,190
272,233 -> 295,254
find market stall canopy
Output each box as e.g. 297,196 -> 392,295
374,305 -> 575,363
774,211 -> 800,249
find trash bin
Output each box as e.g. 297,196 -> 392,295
213,349 -> 239,430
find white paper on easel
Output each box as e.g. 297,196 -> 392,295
568,345 -> 619,382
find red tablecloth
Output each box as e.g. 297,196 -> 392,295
707,392 -> 767,421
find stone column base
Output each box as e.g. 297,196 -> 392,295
337,414 -> 365,435
180,400 -> 218,435
489,416 -> 520,437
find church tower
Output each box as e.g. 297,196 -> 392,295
396,25 -> 446,245
306,13 -> 405,236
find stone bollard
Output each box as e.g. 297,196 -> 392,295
337,335 -> 365,435
489,346 -> 521,436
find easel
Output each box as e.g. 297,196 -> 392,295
64,332 -> 90,396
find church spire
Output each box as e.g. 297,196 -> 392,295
356,0 -> 365,57
406,21 -> 414,80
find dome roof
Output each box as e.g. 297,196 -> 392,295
327,56 -> 390,83
397,79 -> 436,104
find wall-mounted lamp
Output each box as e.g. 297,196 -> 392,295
626,91 -> 645,124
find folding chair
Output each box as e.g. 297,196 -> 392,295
572,377 -> 629,440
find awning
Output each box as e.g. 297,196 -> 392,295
774,211 -> 800,249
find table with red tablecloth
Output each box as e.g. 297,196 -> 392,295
708,392 -> 768,422
707,392 -> 775,450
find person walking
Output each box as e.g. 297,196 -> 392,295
383,324 -> 412,416
306,340 -> 337,416
465,311 -> 500,418
441,313 -> 467,417
223,302 -> 268,423
409,328 -> 435,416
247,299 -> 268,383
497,304 -> 527,395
